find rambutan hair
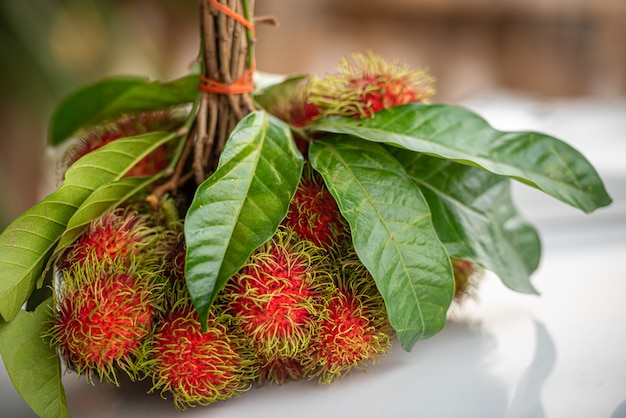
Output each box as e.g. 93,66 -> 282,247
308,50 -> 435,119
59,109 -> 184,179
47,267 -> 161,385
451,257 -> 483,302
57,207 -> 173,275
222,227 -> 330,360
147,299 -> 258,410
302,254 -> 393,383
282,166 -> 349,251
256,354 -> 305,386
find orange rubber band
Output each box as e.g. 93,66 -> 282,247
200,0 -> 255,95
199,64 -> 255,95
207,0 -> 255,35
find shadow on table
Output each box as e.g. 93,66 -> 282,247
504,321 -> 556,418
2,315 -> 557,418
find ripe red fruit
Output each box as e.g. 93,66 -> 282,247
148,302 -> 257,410
260,78 -> 321,154
303,260 -> 392,383
288,100 -> 322,155
282,170 -> 347,250
309,51 -> 435,118
58,208 -> 160,272
223,228 -> 328,360
61,110 -> 182,178
289,101 -> 322,128
48,269 -> 158,384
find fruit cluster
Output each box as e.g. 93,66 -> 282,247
48,172 -> 397,409
46,52 -> 481,410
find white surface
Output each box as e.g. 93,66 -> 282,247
2,92 -> 625,418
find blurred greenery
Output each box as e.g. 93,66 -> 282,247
0,0 -> 197,230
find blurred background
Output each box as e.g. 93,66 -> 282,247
1,0 -> 625,228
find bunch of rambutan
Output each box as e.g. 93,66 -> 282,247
47,175 -> 397,408
219,173 -> 394,386
47,52 -> 483,410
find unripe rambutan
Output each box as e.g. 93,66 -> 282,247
222,228 -> 329,360
282,167 -> 348,250
47,268 -> 160,384
309,51 -> 435,119
148,300 -> 257,410
60,110 -> 183,178
58,207 -> 164,272
303,257 -> 393,384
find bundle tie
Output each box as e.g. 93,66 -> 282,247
199,0 -> 255,95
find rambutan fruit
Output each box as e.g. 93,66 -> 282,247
60,110 -> 183,178
272,89 -> 321,129
451,257 -> 483,302
302,258 -> 393,384
162,232 -> 186,284
47,268 -> 160,385
57,207 -> 164,273
262,79 -> 321,155
308,51 -> 435,119
257,355 -> 305,386
148,300 -> 257,410
282,167 -> 348,251
222,228 -> 329,360
158,232 -> 190,311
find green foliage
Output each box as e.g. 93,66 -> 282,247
312,103 -> 612,214
253,74 -> 309,109
184,111 -> 303,329
390,149 -> 541,294
310,137 -> 454,350
0,299 -> 69,418
49,75 -> 198,146
0,132 -> 175,322
52,176 -> 160,261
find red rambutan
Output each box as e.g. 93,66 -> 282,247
58,207 -> 163,272
158,232 -> 191,311
148,301 -> 257,410
282,168 -> 347,250
302,258 -> 392,383
47,269 -> 159,384
60,110 -> 182,178
308,51 -> 435,119
262,79 -> 321,155
222,228 -> 328,360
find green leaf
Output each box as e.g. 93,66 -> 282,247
49,74 -> 198,145
311,103 -> 612,214
184,111 -> 303,328
254,74 -> 310,111
53,176 -> 159,260
0,299 -> 69,418
391,149 -> 541,294
0,132 -> 175,321
309,136 -> 454,351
